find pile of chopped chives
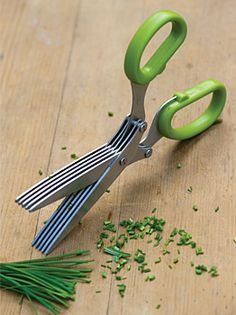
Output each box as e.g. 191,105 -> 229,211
0,250 -> 93,315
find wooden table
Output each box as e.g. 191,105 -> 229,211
1,1 -> 235,314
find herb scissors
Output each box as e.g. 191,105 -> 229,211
16,10 -> 226,254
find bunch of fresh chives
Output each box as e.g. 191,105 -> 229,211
0,250 -> 93,314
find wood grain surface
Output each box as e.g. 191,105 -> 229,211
0,1 -> 235,314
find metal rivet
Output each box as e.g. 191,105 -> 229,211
120,157 -> 127,166
144,148 -> 152,158
139,122 -> 147,133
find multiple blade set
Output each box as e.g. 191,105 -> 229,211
16,116 -> 152,254
15,10 -> 226,254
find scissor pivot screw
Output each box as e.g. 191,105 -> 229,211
145,148 -> 152,158
139,122 -> 147,133
120,157 -> 127,166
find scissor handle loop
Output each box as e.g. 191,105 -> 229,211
157,79 -> 227,140
124,10 -> 187,85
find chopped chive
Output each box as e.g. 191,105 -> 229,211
162,249 -> 170,255
116,275 -> 126,281
101,271 -> 107,279
191,261 -> 194,267
117,284 -> 126,297
61,146 -> 67,150
233,237 -> 236,244
127,265 -> 131,271
155,257 -> 161,264
214,206 -> 220,213
106,260 -> 113,263
195,264 -> 207,275
177,249 -> 181,255
177,163 -> 182,169
195,247 -> 204,256
164,238 -> 174,246
38,169 -> 43,176
192,205 -> 198,211
96,290 -> 101,293
106,189 -> 110,193
168,265 -> 173,269
170,228 -> 178,237
70,153 -> 79,160
109,236 -> 115,243
147,240 -> 152,244
103,221 -> 116,233
145,275 -> 156,281
108,112 -> 114,117
152,208 -> 157,213
134,249 -> 145,263
173,257 -> 179,264
100,232 -> 109,239
208,266 -> 219,277
156,304 -> 161,310
103,246 -> 131,259
187,186 -> 193,193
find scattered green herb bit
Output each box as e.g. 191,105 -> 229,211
147,240 -> 153,244
97,239 -> 104,249
162,249 -> 170,255
170,228 -> 178,237
61,146 -> 67,150
155,257 -> 161,264
191,261 -> 194,267
177,249 -> 181,255
152,208 -> 157,213
100,232 -> 109,239
106,189 -> 110,193
0,250 -> 93,315
187,186 -> 193,193
127,265 -> 131,271
192,205 -> 198,211
101,264 -> 107,268
214,206 -> 220,213
106,259 -> 113,263
103,246 -> 131,260
164,238 -> 174,246
134,249 -> 146,263
234,237 -> 236,244
208,266 -> 219,277
195,247 -> 204,256
195,264 -> 208,275
117,284 -> 126,297
154,233 -> 163,246
96,290 -> 101,293
156,304 -> 161,310
173,257 -> 179,264
138,265 -> 151,273
43,220 -> 48,224
38,169 -> 43,176
103,221 -> 117,233
177,230 -> 192,246
177,163 -> 182,169
108,112 -> 114,117
140,232 -> 145,239
145,275 -> 156,282
190,241 -> 197,248
70,153 -> 79,159
110,235 -> 115,243
116,275 -> 127,281
168,265 -> 173,269
116,234 -> 128,249
101,271 -> 107,279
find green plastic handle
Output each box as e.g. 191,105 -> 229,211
157,79 -> 227,140
124,10 -> 187,85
